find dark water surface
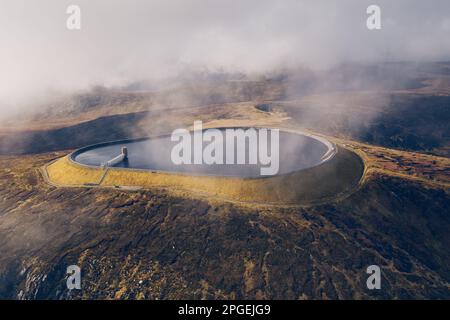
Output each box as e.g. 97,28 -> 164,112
72,129 -> 334,177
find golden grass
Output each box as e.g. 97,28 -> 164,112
103,169 -> 268,201
46,156 -> 104,185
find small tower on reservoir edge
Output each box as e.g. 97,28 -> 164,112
121,146 -> 128,159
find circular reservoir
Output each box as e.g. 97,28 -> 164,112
71,128 -> 336,178
47,127 -> 364,204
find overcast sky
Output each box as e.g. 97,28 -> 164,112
1,0 -> 450,112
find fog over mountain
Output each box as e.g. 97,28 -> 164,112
1,0 -> 450,116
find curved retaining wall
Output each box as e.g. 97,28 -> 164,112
47,128 -> 364,205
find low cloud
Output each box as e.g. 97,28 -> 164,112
0,0 -> 449,117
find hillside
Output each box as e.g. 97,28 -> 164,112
0,62 -> 449,299
0,150 -> 448,299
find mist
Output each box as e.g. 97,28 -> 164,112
1,0 -> 450,118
